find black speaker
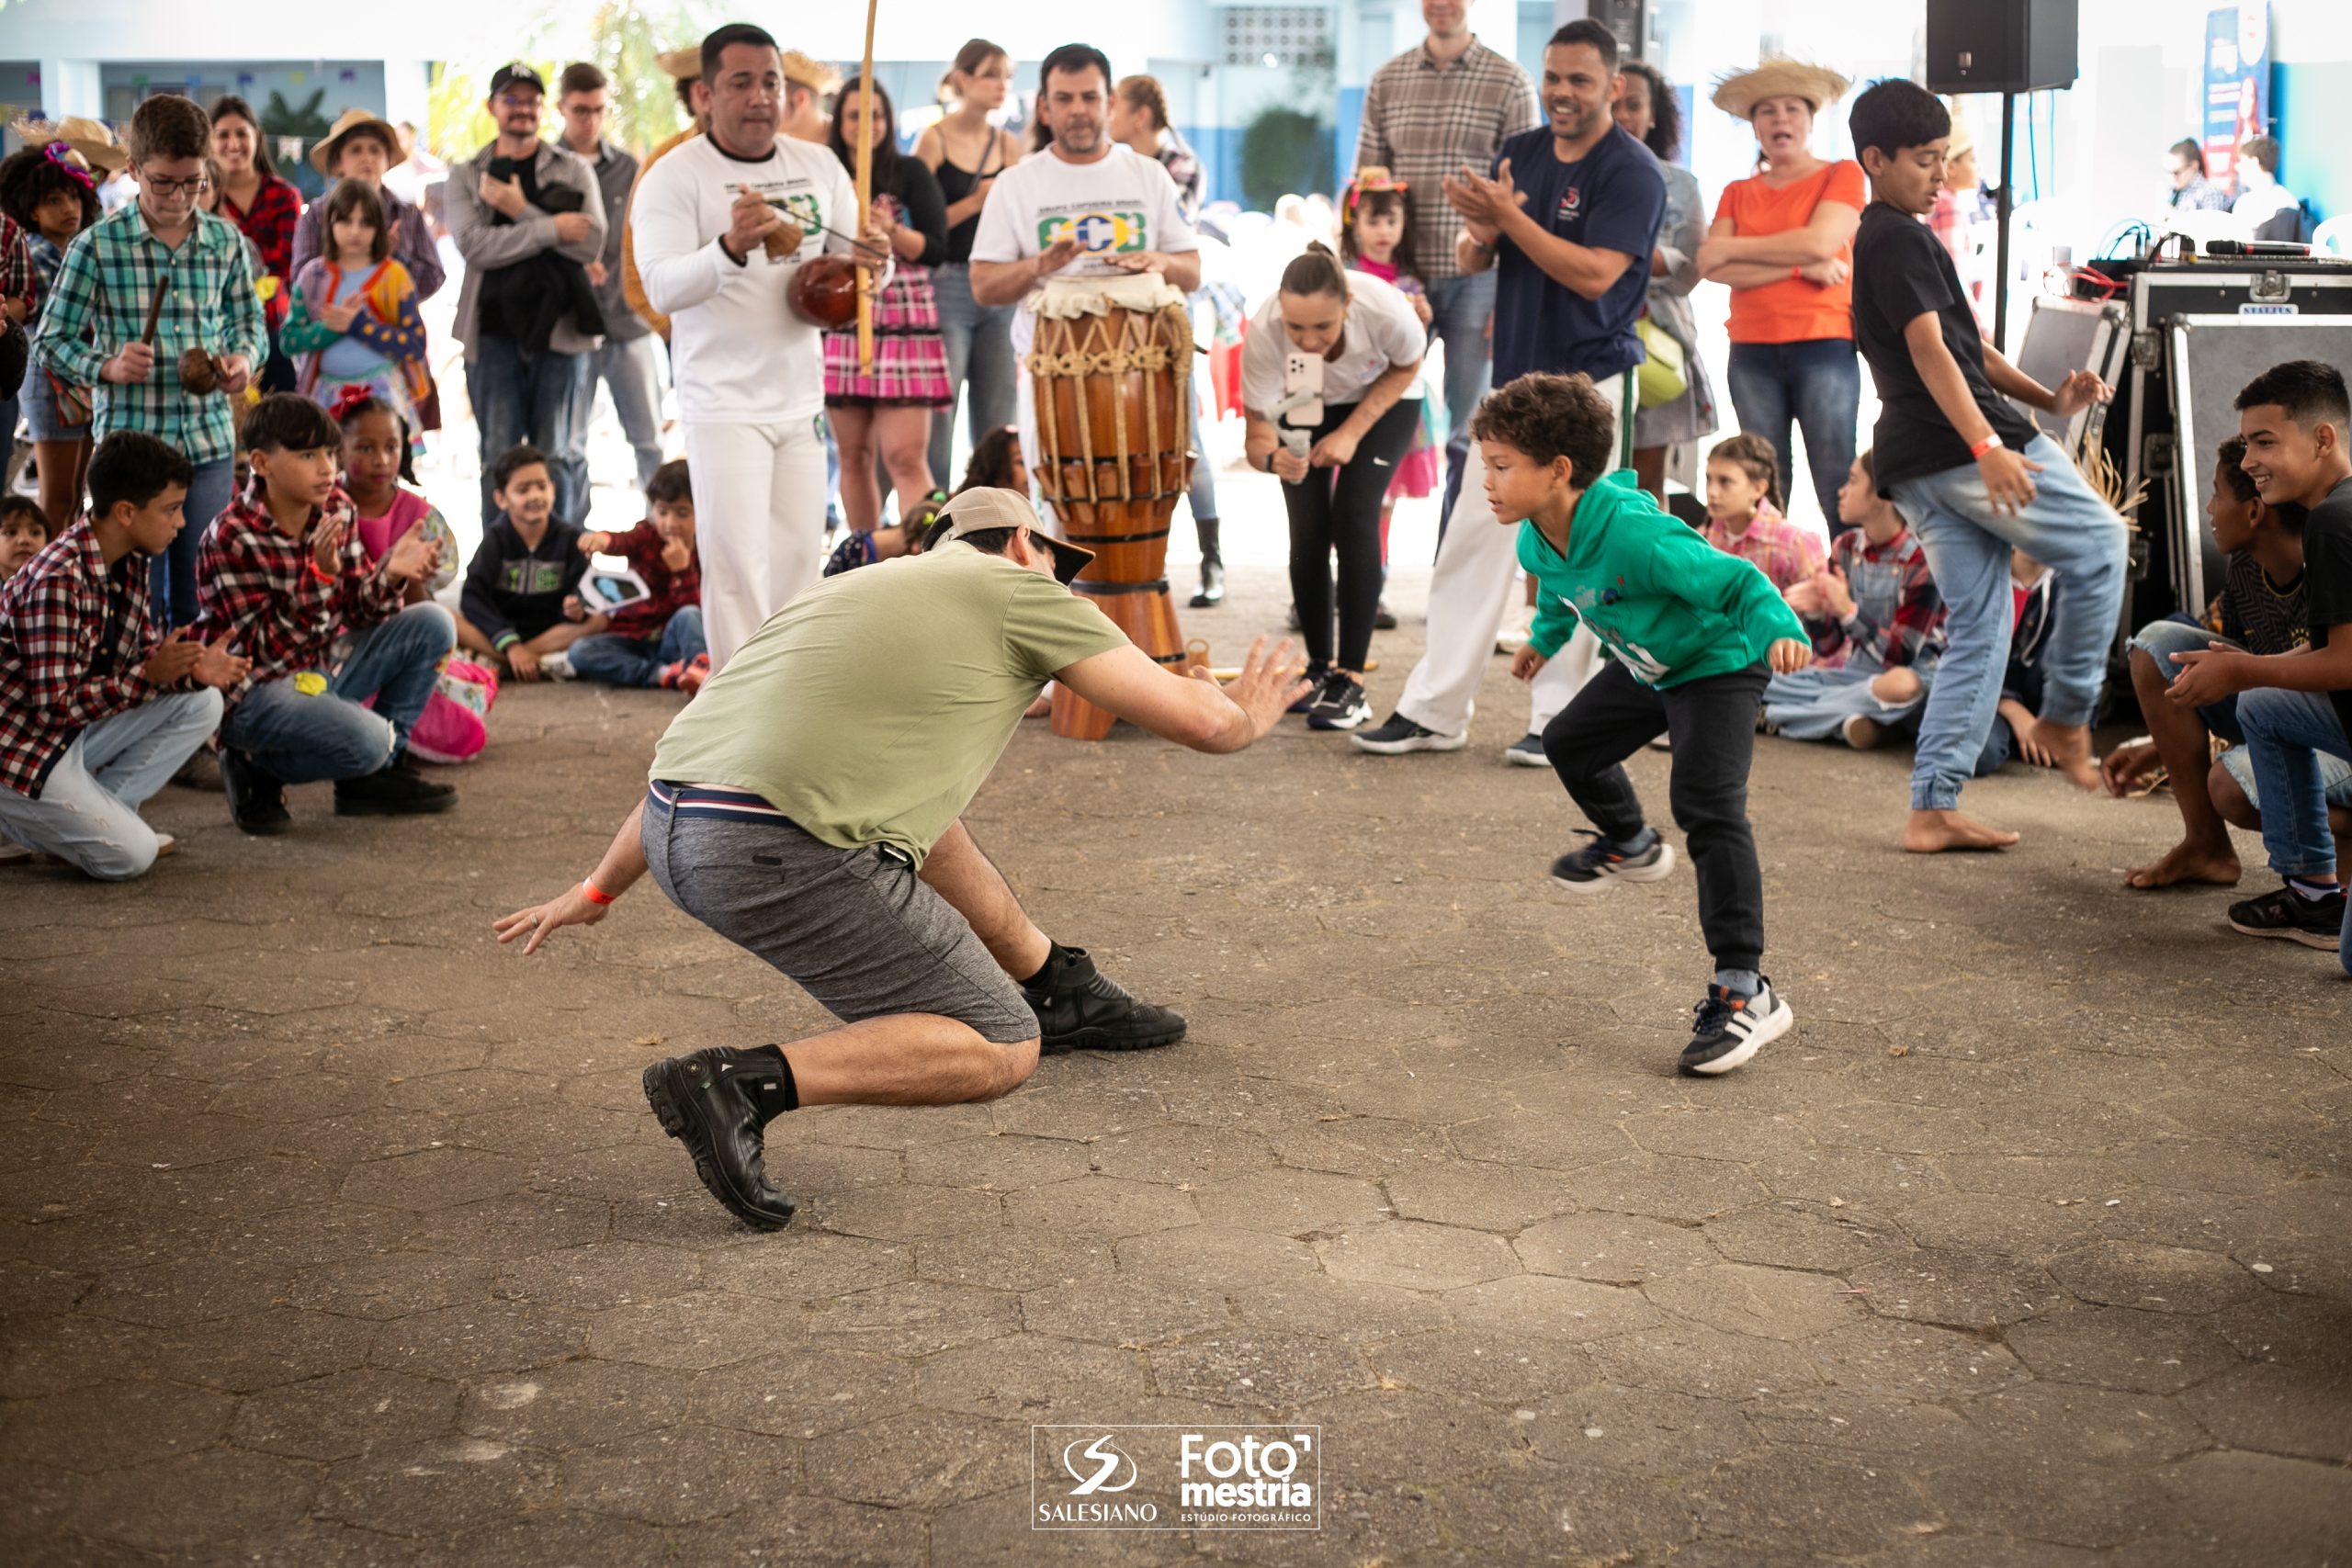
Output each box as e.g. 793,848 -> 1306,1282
1925,0 -> 2079,93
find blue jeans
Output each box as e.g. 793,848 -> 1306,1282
568,605 -> 706,688
468,339 -> 590,525
1188,377 -> 1218,529
1427,272 -> 1497,536
2236,686 -> 2352,974
1891,435 -> 2130,811
588,334 -> 666,491
151,455 -> 234,630
0,689 -> 221,878
221,604 -> 455,784
928,264 -> 1019,490
1725,338 -> 1860,533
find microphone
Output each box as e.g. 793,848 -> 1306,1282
2201,238 -> 2312,257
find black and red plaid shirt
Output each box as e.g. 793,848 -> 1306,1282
219,175 -> 302,325
0,521 -> 169,798
190,481 -> 406,709
0,214 -> 33,310
603,520 -> 701,640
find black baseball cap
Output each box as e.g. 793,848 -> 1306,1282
490,64 -> 547,98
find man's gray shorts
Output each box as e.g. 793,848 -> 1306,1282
642,784 -> 1038,1043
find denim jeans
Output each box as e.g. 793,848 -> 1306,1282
588,334 -> 666,491
2236,686 -> 2352,974
0,688 -> 221,879
468,339 -> 590,525
1891,435 -> 2130,810
929,264 -> 1019,489
568,605 -> 706,688
221,604 -> 455,784
151,455 -> 234,630
1427,271 -> 1497,535
1725,338 -> 1860,533
2129,618 -> 2247,742
1188,375 -> 1219,527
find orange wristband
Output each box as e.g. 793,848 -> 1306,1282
1969,434 -> 2004,459
580,877 -> 616,906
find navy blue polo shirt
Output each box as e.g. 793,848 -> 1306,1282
1489,124 -> 1666,386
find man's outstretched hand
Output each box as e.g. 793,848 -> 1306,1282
1200,634 -> 1314,744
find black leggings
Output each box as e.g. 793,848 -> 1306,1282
1283,398 -> 1423,672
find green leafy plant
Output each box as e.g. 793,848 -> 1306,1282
1238,106 -> 1332,212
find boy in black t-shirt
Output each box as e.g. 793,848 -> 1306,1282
1845,80 -> 2129,854
2166,361 -> 2352,968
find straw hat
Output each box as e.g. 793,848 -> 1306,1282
310,107 -> 404,175
780,51 -> 842,96
1944,103 -> 1977,161
656,46 -> 701,81
1711,58 -> 1851,119
8,114 -> 128,174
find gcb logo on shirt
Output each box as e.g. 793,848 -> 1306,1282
1038,210 -> 1148,254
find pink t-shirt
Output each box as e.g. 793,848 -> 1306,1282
1700,502 -> 1826,592
354,488 -> 432,562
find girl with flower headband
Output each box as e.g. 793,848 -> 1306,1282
0,141 -> 105,530
1338,168 -> 1441,587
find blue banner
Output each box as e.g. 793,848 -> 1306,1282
2202,3 -> 2270,195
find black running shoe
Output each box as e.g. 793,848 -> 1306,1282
334,758 -> 458,817
1550,828 -> 1675,891
2227,882 -> 2347,951
1680,979 -> 1792,1077
1374,601 -> 1397,631
220,747 -> 291,836
642,1046 -> 798,1229
1288,663 -> 1331,714
1351,711 -> 1467,754
1024,945 -> 1186,1053
1306,673 -> 1372,731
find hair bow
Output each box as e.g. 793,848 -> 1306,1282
42,142 -> 96,194
327,383 -> 380,423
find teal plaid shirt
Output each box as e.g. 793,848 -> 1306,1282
29,205 -> 266,466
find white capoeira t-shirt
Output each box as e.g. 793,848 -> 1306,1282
969,141 -> 1200,361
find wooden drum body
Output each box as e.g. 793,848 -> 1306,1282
1025,275 -> 1196,739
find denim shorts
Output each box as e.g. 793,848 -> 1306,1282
20,367 -> 87,444
640,783 -> 1037,1044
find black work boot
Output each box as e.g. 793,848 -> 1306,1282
334,758 -> 458,817
1023,944 -> 1187,1054
1190,516 -> 1225,608
642,1045 -> 798,1230
220,747 -> 291,836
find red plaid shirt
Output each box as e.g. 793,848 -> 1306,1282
604,521 -> 701,639
220,175 -> 302,325
0,521 -> 169,797
190,482 -> 406,709
0,215 -> 32,310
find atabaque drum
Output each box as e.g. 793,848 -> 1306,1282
1024,273 -> 1196,739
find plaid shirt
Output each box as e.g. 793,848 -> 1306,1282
1808,525 -> 1946,671
0,215 -> 32,307
0,521 -> 167,797
30,204 -> 267,466
219,174 -> 302,324
1700,502 -> 1826,593
1354,39 -> 1540,281
189,481 -> 405,708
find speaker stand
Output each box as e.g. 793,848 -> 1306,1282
1994,90 -> 2017,353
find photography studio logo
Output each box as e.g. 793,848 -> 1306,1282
1033,1426 -> 1321,1530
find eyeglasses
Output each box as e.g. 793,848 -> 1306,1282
142,175 -> 207,196
495,92 -> 542,110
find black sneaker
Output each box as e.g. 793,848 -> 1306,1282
1306,673 -> 1372,731
1288,663 -> 1331,714
1680,979 -> 1792,1076
334,759 -> 458,817
1504,733 -> 1550,767
2227,882 -> 2348,950
220,747 -> 290,836
1550,828 -> 1676,891
1023,944 -> 1186,1054
1374,601 -> 1397,631
642,1046 -> 798,1229
1351,711 -> 1467,755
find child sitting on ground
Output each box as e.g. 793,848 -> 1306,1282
1699,432 -> 1825,592
2,496 -> 51,579
334,388 -> 456,606
1764,448 -> 1947,750
0,433 -> 246,875
193,395 -> 456,835
959,425 -> 1028,495
822,492 -> 941,578
568,457 -> 708,692
2101,434 -> 2347,889
1970,548 -> 2065,775
1490,372 -> 1812,1077
457,445 -> 596,682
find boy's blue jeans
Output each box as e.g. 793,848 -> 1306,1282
1890,436 -> 2130,811
2236,685 -> 2352,974
221,604 -> 454,784
568,606 -> 707,688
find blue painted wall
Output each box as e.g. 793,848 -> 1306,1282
2272,62 -> 2349,226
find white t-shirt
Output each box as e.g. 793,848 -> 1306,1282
969,142 -> 1199,358
1240,270 -> 1428,419
630,132 -> 858,423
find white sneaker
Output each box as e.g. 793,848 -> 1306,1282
539,649 -> 576,681
153,833 -> 177,860
1679,979 -> 1793,1077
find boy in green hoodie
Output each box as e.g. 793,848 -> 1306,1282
1482,372 -> 1813,1075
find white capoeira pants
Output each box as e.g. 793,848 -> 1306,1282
1393,370 -> 1631,740
683,413 -> 831,672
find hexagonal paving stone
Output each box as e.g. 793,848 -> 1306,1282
1151,1330 -> 1375,1408
318,1438 -> 561,1536
1004,1176 -> 1198,1237
687,1347 -> 917,1439
2046,1240 -> 2264,1314
584,1290 -> 775,1371
1450,1107 -> 1634,1169
669,1495 -> 929,1567
1919,1452 -> 2180,1550
915,1227 -> 1115,1292
159,1307 -> 380,1393
1382,1159 -> 1582,1232
1227,1274 -> 1453,1343
0,1378 -> 236,1471
800,1411 -> 1028,1508
2003,1305 -> 2242,1394
2176,1361 -> 2352,1463
1088,1122 -> 1275,1187
901,1133 -> 1093,1190
339,1146 -> 527,1211
368,1299 -> 589,1379
1522,1382 -> 1762,1475
1299,1387 -> 1529,1486
77,1256 -> 289,1328
1317,1220 -> 1518,1292
1437,1460 -> 1699,1563
1642,1262 -> 1870,1341
1803,1318 -> 2031,1403
1020,1274 -> 1230,1348
1446,1274 -> 1664,1341
1682,1447 -> 1944,1556
233,1367 -> 458,1461
799,1278 -> 1021,1356
489,1239 -> 701,1313
1116,1224 -> 1318,1289
2150,1450 -> 2352,1565
1848,1247 -> 2065,1330
1564,1154 -> 1770,1223
917,1332 -> 1146,1421
563,1426 -> 799,1525
1366,1326 -> 1600,1402
458,1359 -> 695,1446
287,1252 -> 499,1321
397,1192 -> 611,1259
1587,1322 -> 1829,1402
811,1183 -> 1006,1242
701,1231 -> 912,1303
1190,1167 -> 1392,1235
1515,1212 -> 1718,1284
48,1446 -> 321,1558
1959,1382 -> 2211,1465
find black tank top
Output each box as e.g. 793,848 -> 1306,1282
936,131 -> 1004,265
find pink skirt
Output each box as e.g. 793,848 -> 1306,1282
824,263 -> 951,408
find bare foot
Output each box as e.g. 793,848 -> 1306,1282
2124,840 -> 2242,889
2028,717 -> 2100,791
1903,808 -> 2021,852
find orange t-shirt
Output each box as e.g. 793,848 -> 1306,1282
1714,159 -> 1865,344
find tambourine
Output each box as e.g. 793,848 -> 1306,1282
787,254 -> 859,329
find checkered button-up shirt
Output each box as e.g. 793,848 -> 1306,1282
1354,38 -> 1541,282
189,481 -> 406,709
0,521 -> 168,798
1808,525 -> 1946,671
0,215 -> 33,308
29,204 -> 267,466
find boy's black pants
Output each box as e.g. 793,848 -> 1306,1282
1542,660 -> 1770,975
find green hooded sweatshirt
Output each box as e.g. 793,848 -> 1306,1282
1519,470 -> 1809,689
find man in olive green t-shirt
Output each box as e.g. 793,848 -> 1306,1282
495,489 -> 1309,1230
